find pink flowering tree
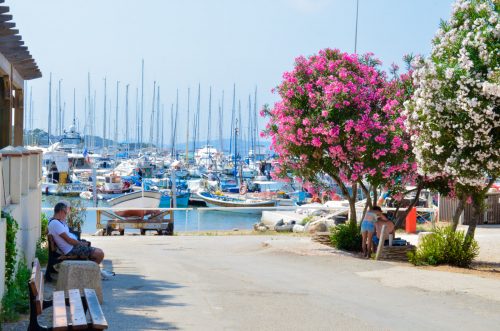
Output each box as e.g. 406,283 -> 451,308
263,49 -> 417,225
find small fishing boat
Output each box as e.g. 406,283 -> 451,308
195,191 -> 276,213
107,190 -> 162,209
159,190 -> 190,208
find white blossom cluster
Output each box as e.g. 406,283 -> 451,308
404,0 -> 500,189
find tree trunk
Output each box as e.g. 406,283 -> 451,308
465,200 -> 482,241
348,197 -> 357,226
372,186 -> 378,207
395,185 -> 422,228
451,197 -> 466,232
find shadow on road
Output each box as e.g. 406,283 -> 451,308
101,259 -> 185,330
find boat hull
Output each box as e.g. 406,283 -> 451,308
107,191 -> 161,209
196,192 -> 276,213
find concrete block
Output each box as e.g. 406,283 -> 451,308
56,260 -> 103,303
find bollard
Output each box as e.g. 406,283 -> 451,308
406,207 -> 417,233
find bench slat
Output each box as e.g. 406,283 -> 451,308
35,263 -> 44,315
84,288 -> 108,329
52,290 -> 68,331
68,289 -> 88,330
30,258 -> 40,298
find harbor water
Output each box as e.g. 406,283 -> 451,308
42,196 -> 262,234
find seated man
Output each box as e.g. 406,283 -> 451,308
48,202 -> 113,277
373,207 -> 395,248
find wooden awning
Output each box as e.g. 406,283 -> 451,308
0,0 -> 41,81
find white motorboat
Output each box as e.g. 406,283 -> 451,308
107,191 -> 162,209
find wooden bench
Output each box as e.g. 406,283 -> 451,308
45,234 -> 90,282
30,258 -> 108,331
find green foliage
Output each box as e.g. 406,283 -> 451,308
35,239 -> 49,266
1,260 -> 31,322
408,226 -> 479,267
66,199 -> 86,232
300,215 -> 314,226
330,222 -> 362,252
36,213 -> 50,266
1,211 -> 18,284
40,213 -> 49,243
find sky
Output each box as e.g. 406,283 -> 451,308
7,0 -> 454,145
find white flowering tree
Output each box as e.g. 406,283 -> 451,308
405,0 -> 499,239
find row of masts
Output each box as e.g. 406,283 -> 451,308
26,60 -> 262,158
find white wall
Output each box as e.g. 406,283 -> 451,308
0,149 -> 42,307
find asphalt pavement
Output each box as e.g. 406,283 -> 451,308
89,235 -> 500,331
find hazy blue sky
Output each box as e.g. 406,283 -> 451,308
8,0 -> 454,144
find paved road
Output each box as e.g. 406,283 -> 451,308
90,235 -> 500,331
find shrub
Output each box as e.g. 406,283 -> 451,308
408,226 -> 479,267
36,213 -> 49,266
1,260 -> 31,322
330,222 -> 362,252
300,215 -> 314,226
1,211 -> 18,284
40,213 -> 49,242
35,239 -> 49,266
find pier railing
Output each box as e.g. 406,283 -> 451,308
41,205 -> 437,234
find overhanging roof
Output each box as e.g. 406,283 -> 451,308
0,0 -> 41,81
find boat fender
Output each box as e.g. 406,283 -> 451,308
239,184 -> 248,195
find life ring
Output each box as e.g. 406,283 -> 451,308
239,184 -> 248,195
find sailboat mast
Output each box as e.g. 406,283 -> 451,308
170,104 -> 174,156
193,84 -> 200,155
248,94 -> 252,156
103,77 -> 107,150
73,88 -> 76,126
135,87 -> 139,149
114,81 -> 119,145
207,86 -> 212,149
156,86 -> 160,150
254,86 -> 259,155
125,84 -> 129,144
229,84 -> 235,155
185,88 -> 190,163
238,99 -> 242,158
220,90 -> 224,152
86,73 -> 91,149
161,104 -> 164,152
140,59 -> 144,150
173,89 -> 179,158
149,81 -> 156,148
48,73 -> 52,144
